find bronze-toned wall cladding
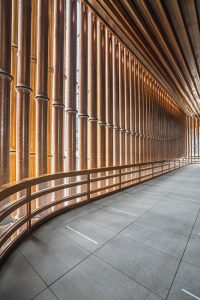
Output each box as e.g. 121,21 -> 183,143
0,0 -> 187,187
0,0 -> 186,184
0,0 -> 195,259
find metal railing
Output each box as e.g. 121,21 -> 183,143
0,157 -> 188,261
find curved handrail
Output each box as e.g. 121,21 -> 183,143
0,157 -> 188,261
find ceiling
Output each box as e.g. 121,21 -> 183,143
87,0 -> 200,116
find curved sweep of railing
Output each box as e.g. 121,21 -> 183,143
0,158 -> 188,262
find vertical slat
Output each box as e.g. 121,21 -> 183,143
16,0 -> 32,218
35,0 -> 49,176
0,0 -> 12,188
79,2 -> 88,171
10,0 -> 18,183
125,50 -> 130,166
52,0 -> 65,209
113,38 -> 120,167
119,45 -> 125,165
106,30 -> 113,190
88,12 -> 97,194
66,0 -> 77,172
35,0 -> 49,212
106,30 -> 113,168
97,22 -> 106,168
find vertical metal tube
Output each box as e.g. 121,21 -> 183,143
52,0 -> 64,209
66,0 -> 77,173
0,0 -> 12,188
79,2 -> 88,171
35,0 -> 49,211
88,12 -> 97,195
125,51 -> 130,166
35,0 -> 49,176
16,0 -> 32,218
97,22 -> 106,168
119,45 -> 125,166
106,30 -> 113,167
113,38 -> 120,167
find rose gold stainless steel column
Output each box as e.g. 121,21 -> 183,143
135,63 -> 140,164
97,21 -> 106,194
145,73 -> 149,163
97,22 -> 106,169
16,0 -> 32,218
35,0 -> 49,211
0,0 -> 12,189
133,59 -> 137,165
106,30 -> 113,191
125,51 -> 130,167
10,0 -> 18,184
88,12 -> 97,194
143,71 -> 146,163
66,0 -> 77,173
140,67 -> 144,164
113,38 -> 120,167
106,31 -> 113,166
78,2 -> 88,200
130,57 -> 134,165
119,45 -> 125,166
113,38 -> 120,187
0,0 -> 12,222
79,3 -> 88,171
52,0 -> 64,207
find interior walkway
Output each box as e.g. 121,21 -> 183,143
0,165 -> 200,300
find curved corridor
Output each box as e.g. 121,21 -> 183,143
0,165 -> 200,300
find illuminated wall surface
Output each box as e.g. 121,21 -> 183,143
2,0 -> 200,260
0,0 -> 187,189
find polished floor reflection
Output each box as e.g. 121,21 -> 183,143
0,165 -> 200,300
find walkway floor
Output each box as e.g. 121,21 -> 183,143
0,165 -> 200,300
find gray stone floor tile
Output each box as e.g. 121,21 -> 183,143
82,206 -> 134,233
121,222 -> 188,258
0,251 -> 46,300
95,234 -> 179,298
33,288 -> 57,300
50,255 -> 162,300
57,218 -> 115,252
137,200 -> 198,236
183,236 -> 200,268
111,196 -> 161,211
1,165 -> 200,300
34,203 -> 103,235
167,262 -> 200,300
18,230 -> 90,285
94,192 -> 125,206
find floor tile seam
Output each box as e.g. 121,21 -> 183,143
40,204 -> 105,230
31,287 -> 59,300
18,249 -> 49,292
87,204 -> 142,221
118,231 -> 183,261
80,216 -> 121,233
122,191 -> 166,199
92,253 -> 165,300
125,218 -> 192,239
165,208 -> 200,300
87,209 -> 153,256
19,232 -> 92,288
54,227 -> 98,254
119,193 -> 163,201
181,257 -> 200,270
59,204 -> 107,227
163,196 -> 200,205
131,217 -> 190,238
31,227 -> 91,256
47,251 -> 94,288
